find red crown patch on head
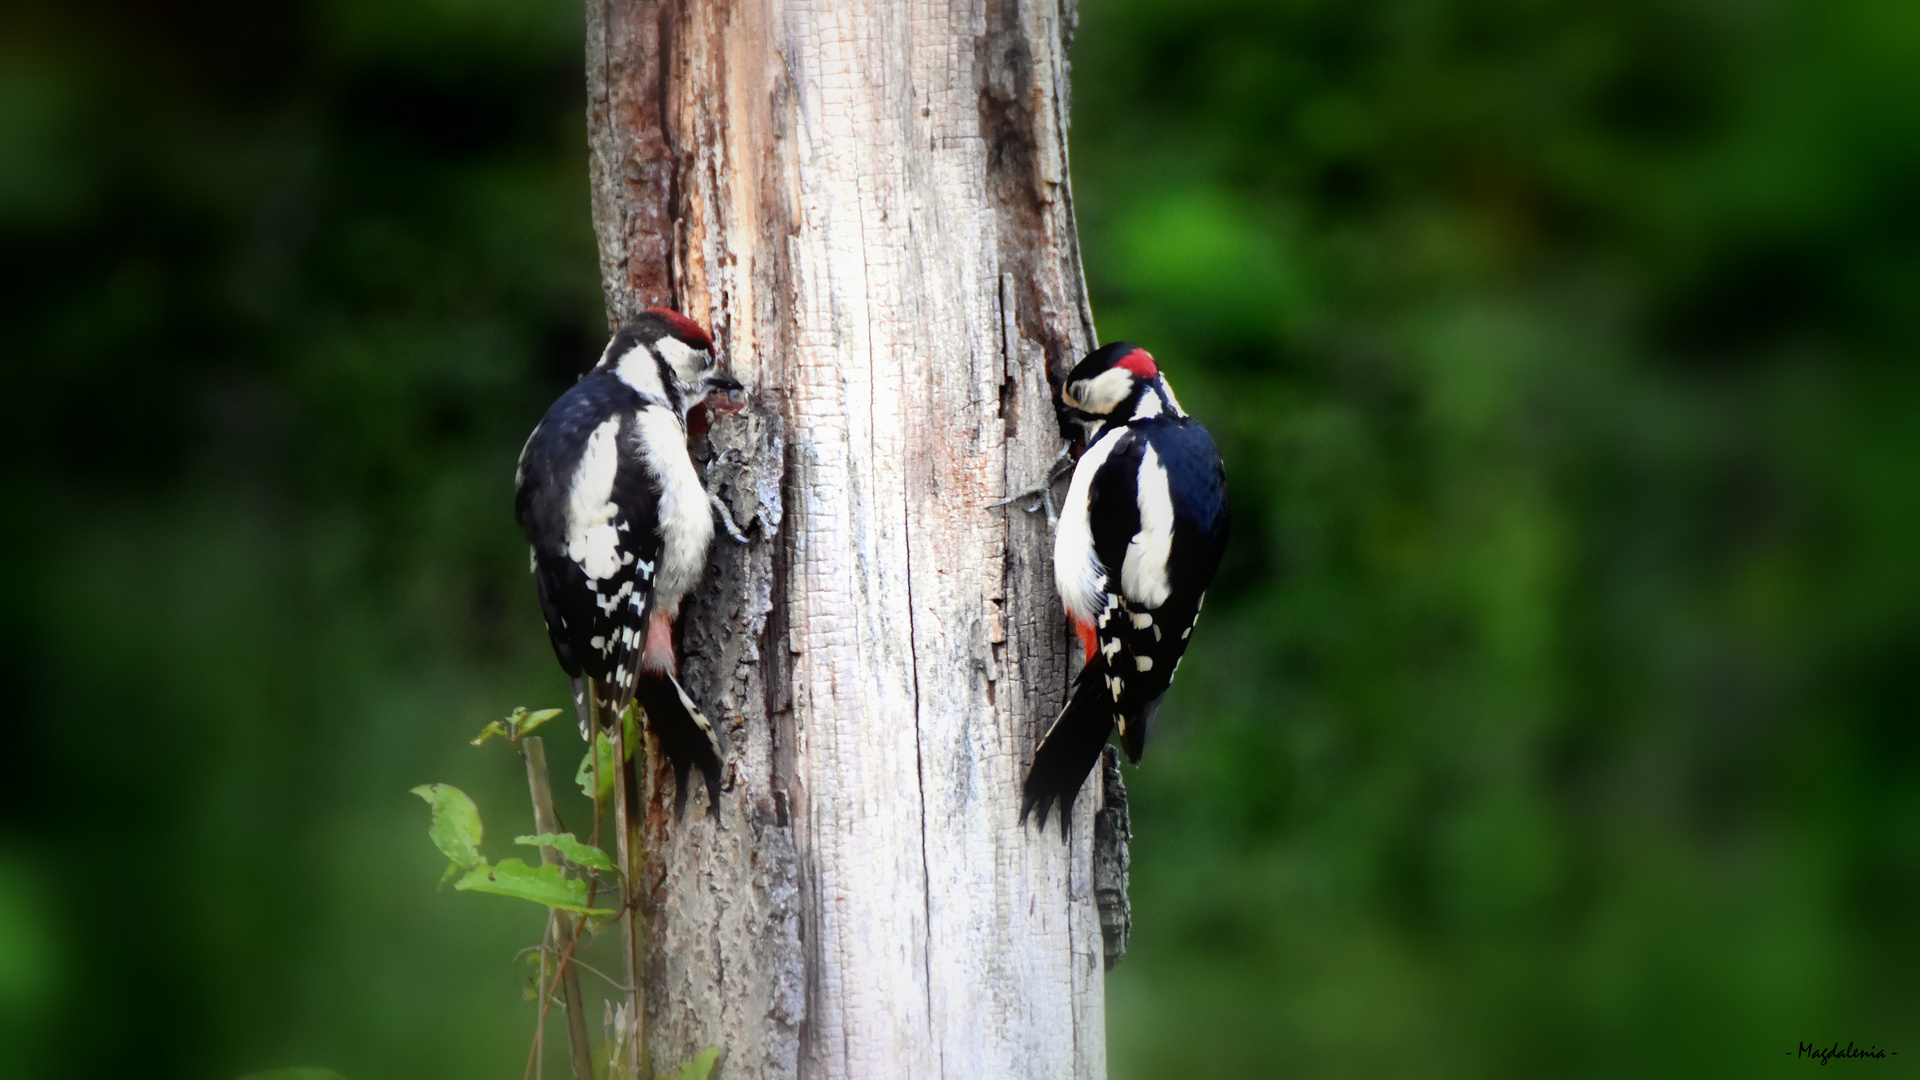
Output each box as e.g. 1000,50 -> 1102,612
1116,348 -> 1158,378
646,307 -> 715,351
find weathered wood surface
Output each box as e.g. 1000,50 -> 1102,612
585,1 -> 1108,1076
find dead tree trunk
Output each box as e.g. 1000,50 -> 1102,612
584,2 -> 1116,1076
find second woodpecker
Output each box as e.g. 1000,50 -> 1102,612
1019,342 -> 1228,834
514,309 -> 745,818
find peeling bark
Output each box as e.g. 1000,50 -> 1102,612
585,3 -> 1118,1076
1093,747 -> 1131,972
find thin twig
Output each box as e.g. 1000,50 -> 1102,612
528,914 -> 548,1080
528,864 -> 608,1077
524,984 -> 543,1080
524,736 -> 596,1080
516,944 -> 636,994
604,685 -> 648,1080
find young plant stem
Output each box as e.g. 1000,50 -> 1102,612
530,926 -> 545,1080
597,684 -> 648,1080
522,736 -> 596,1080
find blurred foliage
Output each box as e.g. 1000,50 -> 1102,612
0,0 -> 1913,1078
0,1 -> 603,1077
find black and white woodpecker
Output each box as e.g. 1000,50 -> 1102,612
514,308 -> 746,818
1012,342 -> 1229,834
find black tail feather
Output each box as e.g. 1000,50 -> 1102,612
1021,663 -> 1116,838
569,676 -> 594,738
1118,692 -> 1163,764
632,672 -> 723,821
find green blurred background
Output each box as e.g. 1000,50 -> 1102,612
3,0 -> 1916,1076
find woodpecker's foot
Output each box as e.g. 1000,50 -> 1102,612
986,485 -> 1057,521
988,442 -> 1074,525
709,490 -> 750,543
704,446 -> 751,543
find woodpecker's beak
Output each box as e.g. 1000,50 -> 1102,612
709,374 -> 747,414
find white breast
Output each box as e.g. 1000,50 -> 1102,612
632,404 -> 713,613
1054,429 -> 1128,623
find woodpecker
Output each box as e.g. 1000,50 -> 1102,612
514,309 -> 745,818
1017,342 -> 1228,834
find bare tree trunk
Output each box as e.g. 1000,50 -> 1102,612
584,2 -> 1113,1076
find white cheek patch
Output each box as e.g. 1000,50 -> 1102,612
614,344 -> 668,403
653,336 -> 710,389
1076,367 -> 1135,415
565,417 -> 625,581
1054,429 -> 1128,623
1120,443 -> 1175,608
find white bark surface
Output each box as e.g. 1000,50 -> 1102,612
586,2 -> 1107,1076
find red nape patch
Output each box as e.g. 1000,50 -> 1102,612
1073,617 -> 1099,665
646,306 -> 715,350
1116,348 -> 1157,378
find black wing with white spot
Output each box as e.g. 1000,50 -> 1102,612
1097,418 -> 1227,760
515,373 -> 664,712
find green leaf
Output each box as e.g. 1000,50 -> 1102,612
452,858 -> 614,914
576,733 -> 618,802
515,832 -> 616,873
621,703 -> 640,759
410,784 -> 485,870
474,707 -> 564,746
519,707 -> 565,736
237,1070 -> 348,1080
657,1047 -> 720,1080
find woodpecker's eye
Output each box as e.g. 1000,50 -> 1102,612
1062,382 -> 1086,409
